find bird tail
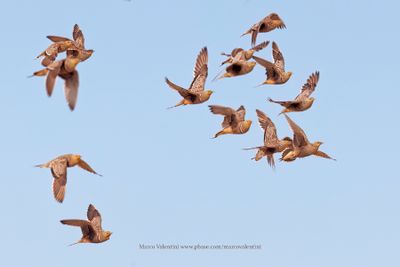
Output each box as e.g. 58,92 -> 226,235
240,29 -> 251,37
242,146 -> 262,150
29,69 -> 49,78
167,100 -> 184,109
254,81 -> 267,88
211,69 -> 225,82
34,163 -> 49,168
68,239 -> 84,246
267,155 -> 276,169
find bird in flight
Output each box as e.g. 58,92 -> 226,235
36,24 -> 93,67
35,154 -> 101,203
269,71 -> 320,114
60,204 -> 112,245
244,109 -> 292,168
209,105 -> 252,138
281,115 -> 335,162
220,41 -> 269,66
252,42 -> 292,86
165,47 -> 213,108
31,57 -> 81,111
241,13 -> 286,46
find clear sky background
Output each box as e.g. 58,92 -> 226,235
0,0 -> 399,266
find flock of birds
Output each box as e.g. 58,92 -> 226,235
30,12 -> 334,246
165,12 -> 335,167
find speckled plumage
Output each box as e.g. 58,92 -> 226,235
244,109 -> 292,168
166,47 -> 213,108
241,13 -> 286,46
32,57 -> 81,111
35,154 -> 101,203
37,24 -> 93,67
220,41 -> 269,66
209,105 -> 252,138
269,71 -> 320,114
60,204 -> 112,245
281,115 -> 335,162
252,42 -> 292,85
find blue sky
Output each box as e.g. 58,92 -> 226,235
0,0 -> 399,266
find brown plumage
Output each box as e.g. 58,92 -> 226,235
35,154 -> 101,203
220,41 -> 269,66
243,109 -> 292,168
215,60 -> 257,80
60,204 -> 112,245
269,71 -> 320,114
252,42 -> 292,85
209,105 -> 252,138
241,13 -> 286,46
32,57 -> 80,111
37,24 -> 93,67
280,115 -> 335,162
166,47 -> 213,108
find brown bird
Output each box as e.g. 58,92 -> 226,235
209,105 -> 252,138
252,42 -> 292,85
243,109 -> 292,168
165,47 -> 213,108
269,71 -> 320,114
241,13 -> 286,46
37,24 -> 93,67
60,204 -> 112,245
220,41 -> 269,66
35,154 -> 101,203
215,60 -> 257,80
32,57 -> 80,111
281,114 -> 335,162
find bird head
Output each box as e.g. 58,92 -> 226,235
204,90 -> 214,100
313,141 -> 323,148
70,154 -> 82,164
81,49 -> 94,61
103,231 -> 112,240
242,120 -> 252,133
245,50 -> 254,60
248,61 -> 257,70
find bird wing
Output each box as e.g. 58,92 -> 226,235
87,204 -> 103,233
46,36 -> 72,42
189,47 -> 208,93
165,78 -> 194,99
251,55 -> 277,78
60,219 -> 94,236
72,24 -> 85,49
250,24 -> 260,47
295,71 -> 320,101
78,159 -> 100,175
256,109 -> 278,146
284,114 -> 309,148
50,157 -> 68,203
251,41 -> 270,52
209,105 -> 236,128
64,70 -> 79,111
271,42 -> 285,71
45,60 -> 63,97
